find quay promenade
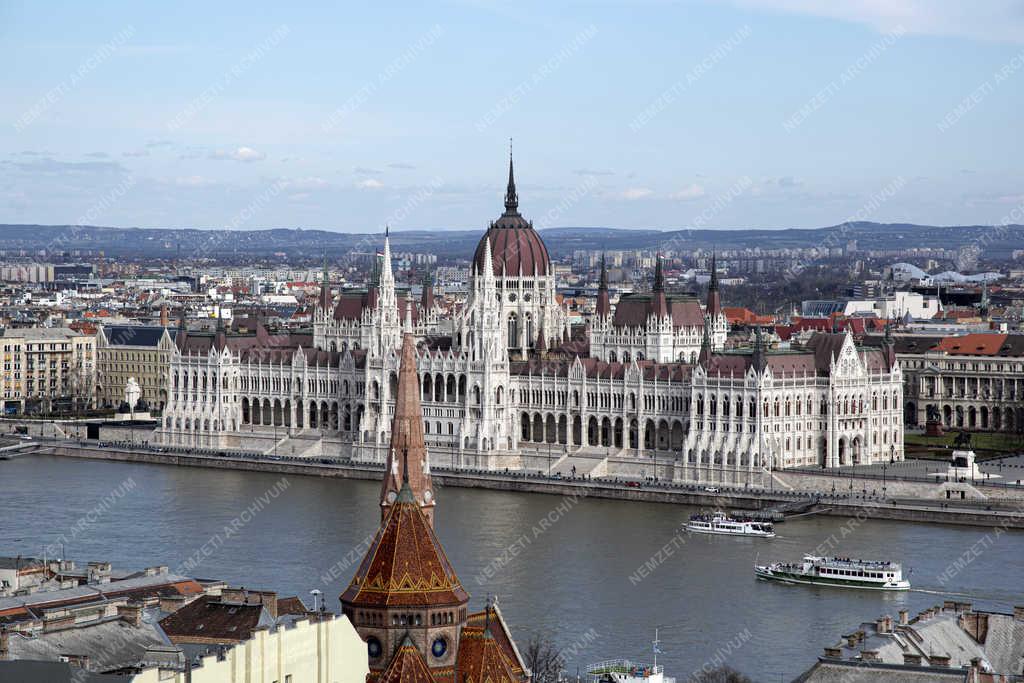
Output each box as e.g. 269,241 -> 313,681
24,435 -> 1024,530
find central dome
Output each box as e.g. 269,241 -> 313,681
472,156 -> 551,277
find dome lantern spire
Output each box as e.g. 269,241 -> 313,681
504,138 -> 518,215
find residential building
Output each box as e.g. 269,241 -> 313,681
0,327 -> 96,415
796,601 -> 1024,682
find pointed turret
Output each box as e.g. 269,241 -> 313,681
882,320 -> 897,369
596,254 -> 610,319
698,322 -> 712,368
653,255 -> 665,292
535,320 -> 547,356
420,270 -> 435,310
214,305 -> 227,352
706,252 -> 722,316
752,325 -> 767,373
651,254 -> 668,318
380,333 -> 435,526
318,255 -> 331,310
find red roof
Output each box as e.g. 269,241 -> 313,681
934,333 -> 1008,356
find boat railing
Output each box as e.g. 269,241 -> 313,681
587,659 -> 663,677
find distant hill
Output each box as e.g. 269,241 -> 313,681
0,222 -> 1020,261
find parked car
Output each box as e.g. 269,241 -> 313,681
703,486 -> 720,493
625,481 -> 641,488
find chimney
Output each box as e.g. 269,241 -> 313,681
898,609 -> 909,625
860,650 -> 879,663
0,629 -> 9,661
902,653 -> 922,666
160,595 -> 187,613
943,600 -> 957,612
1013,606 -> 1024,622
86,562 -> 111,585
62,654 -> 89,668
118,603 -> 143,627
876,617 -> 890,634
928,654 -> 951,667
823,646 -> 842,658
160,304 -> 169,327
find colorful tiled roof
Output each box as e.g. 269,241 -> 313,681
340,487 -> 468,608
377,635 -> 437,683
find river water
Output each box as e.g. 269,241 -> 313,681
2,455 -> 1022,681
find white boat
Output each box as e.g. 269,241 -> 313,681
755,555 -> 910,590
686,512 -> 776,538
586,631 -> 675,683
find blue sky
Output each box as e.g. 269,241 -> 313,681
2,1 -> 1023,232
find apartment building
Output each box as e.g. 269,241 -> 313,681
0,327 -> 96,414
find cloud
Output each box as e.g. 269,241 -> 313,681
776,175 -> 803,188
620,187 -> 654,200
145,139 -> 174,148
174,175 -> 215,187
387,162 -> 417,170
122,150 -> 150,158
354,166 -> 383,175
670,183 -> 706,200
209,146 -> 266,162
9,158 -> 126,174
727,0 -> 1024,43
282,177 -> 329,191
357,178 -> 384,190
573,168 -> 615,176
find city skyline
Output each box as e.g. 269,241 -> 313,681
3,1 -> 1024,232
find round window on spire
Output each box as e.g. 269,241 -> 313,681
367,637 -> 382,659
432,636 -> 448,659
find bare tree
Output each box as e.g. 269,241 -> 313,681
523,631 -> 565,683
688,666 -> 755,683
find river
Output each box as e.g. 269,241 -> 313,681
2,454 -> 1021,681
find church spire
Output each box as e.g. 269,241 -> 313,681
504,141 -> 518,215
380,333 -> 435,526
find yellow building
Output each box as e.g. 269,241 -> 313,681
0,327 -> 96,415
132,612 -> 369,683
96,324 -> 177,412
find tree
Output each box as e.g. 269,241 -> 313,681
688,666 -> 755,683
522,631 -> 565,683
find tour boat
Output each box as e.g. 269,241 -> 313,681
686,512 -> 776,538
754,555 -> 910,590
587,631 -> 675,683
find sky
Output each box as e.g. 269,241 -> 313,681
2,0 -> 1023,233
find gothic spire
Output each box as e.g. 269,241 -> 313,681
380,333 -> 435,526
706,251 -> 722,316
504,142 -> 518,214
596,254 -> 611,319
652,254 -> 664,293
752,325 -> 767,373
